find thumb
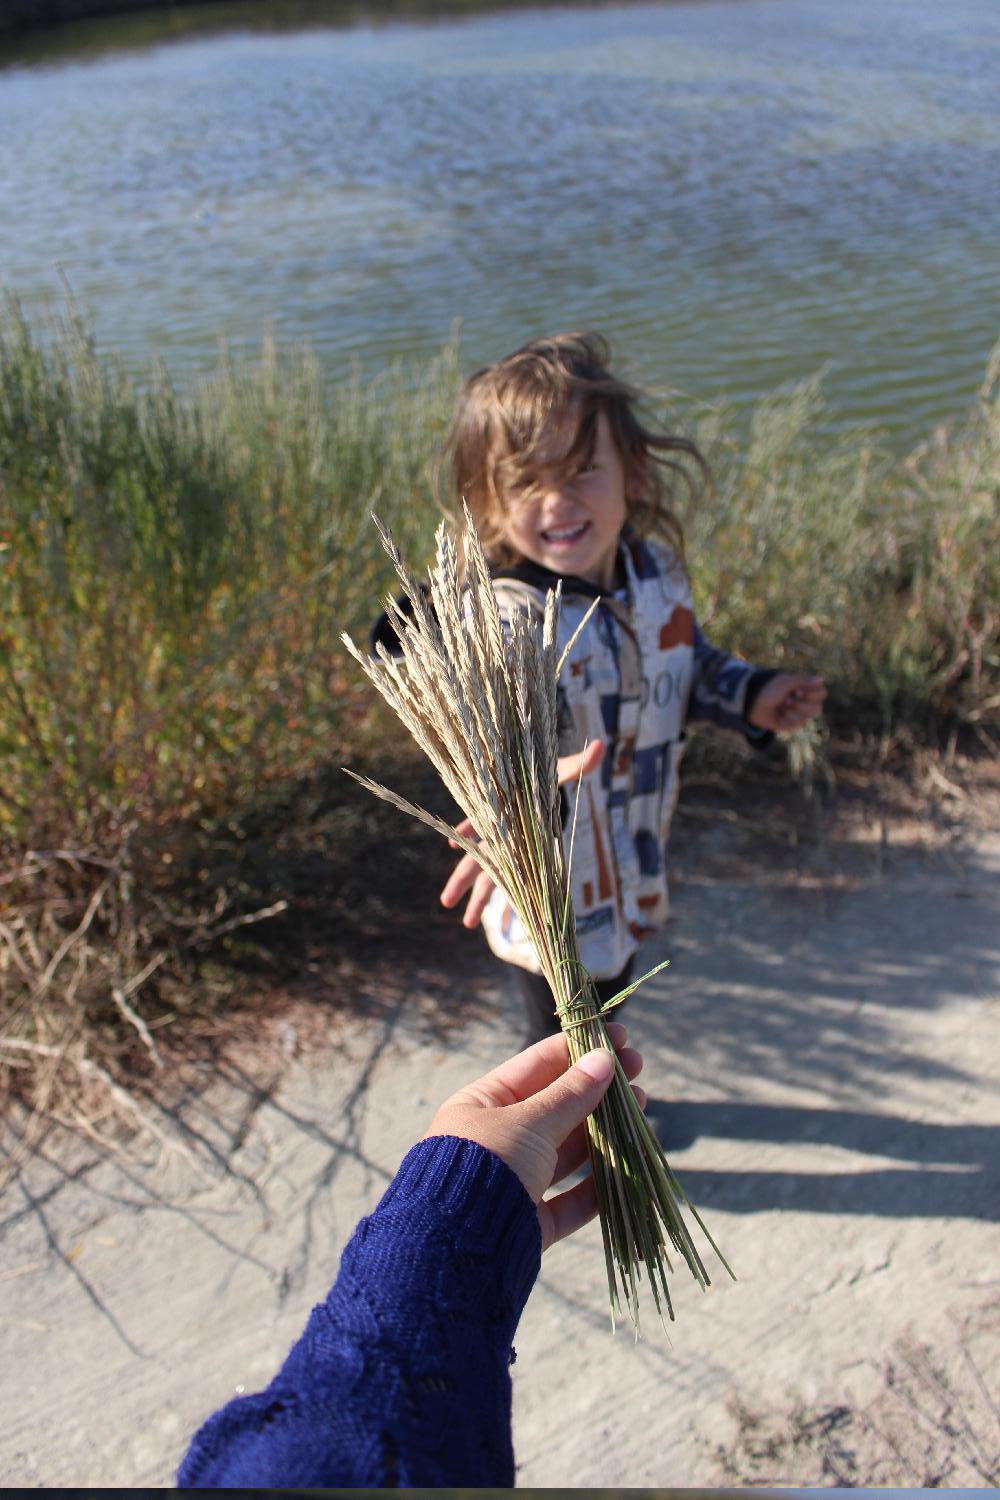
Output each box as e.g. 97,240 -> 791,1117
520,1046 -> 616,1148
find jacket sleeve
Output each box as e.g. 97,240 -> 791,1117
688,622 -> 776,746
176,1136 -> 541,1489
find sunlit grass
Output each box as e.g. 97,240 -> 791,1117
690,356 -> 1000,743
344,512 -> 732,1329
0,293 -> 455,846
0,295 -> 996,1143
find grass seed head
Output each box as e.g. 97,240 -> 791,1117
343,511 -> 731,1332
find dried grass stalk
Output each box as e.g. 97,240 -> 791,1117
343,509 -> 733,1330
0,845 -> 289,1179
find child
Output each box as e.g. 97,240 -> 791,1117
437,332 -> 826,1044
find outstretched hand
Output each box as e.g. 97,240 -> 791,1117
440,738 -> 606,928
748,673 -> 826,733
424,1022 -> 643,1252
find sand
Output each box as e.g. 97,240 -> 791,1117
2,788 -> 998,1488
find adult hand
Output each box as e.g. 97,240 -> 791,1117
748,673 -> 827,733
423,1021 -> 643,1252
439,738 -> 606,928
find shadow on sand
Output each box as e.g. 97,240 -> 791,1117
648,1099 -> 1000,1220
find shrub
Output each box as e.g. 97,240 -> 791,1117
0,294 -> 454,847
688,353 -> 1000,741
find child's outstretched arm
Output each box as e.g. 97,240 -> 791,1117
745,674 -> 826,733
689,623 -> 826,742
439,739 -> 605,928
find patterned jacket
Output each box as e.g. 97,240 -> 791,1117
481,532 -> 773,978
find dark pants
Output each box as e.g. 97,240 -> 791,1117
503,956 -> 636,1046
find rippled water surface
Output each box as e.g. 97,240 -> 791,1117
2,0 -> 999,436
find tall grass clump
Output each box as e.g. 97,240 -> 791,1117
0,294 -> 453,845
0,294 -> 454,1144
688,350 -> 1000,745
344,512 -> 732,1330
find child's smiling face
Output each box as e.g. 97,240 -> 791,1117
498,408 -> 628,590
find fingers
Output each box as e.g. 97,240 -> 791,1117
789,680 -> 826,705
447,816 -> 477,851
439,850 -> 492,918
787,677 -> 826,704
426,1024 -> 646,1232
515,1046 -> 616,1157
551,1044 -> 643,1182
443,745 -> 605,917
556,738 -> 605,787
439,850 -> 480,907
450,1033 -> 569,1112
543,1070 -> 650,1248
604,1020 -> 628,1050
539,1174 -> 599,1250
431,1023 -> 639,1148
440,838 -> 497,928
463,1022 -> 634,1115
461,869 -> 497,929
778,695 -> 825,728
460,1032 -> 574,1109
763,675 -> 827,731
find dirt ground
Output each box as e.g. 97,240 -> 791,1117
1,751 -> 998,1488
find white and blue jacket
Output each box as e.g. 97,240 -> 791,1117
482,532 -> 773,978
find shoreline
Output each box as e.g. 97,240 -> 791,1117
0,0 -> 563,41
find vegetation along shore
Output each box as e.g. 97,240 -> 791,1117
1,293 -> 997,1155
0,0 -> 515,42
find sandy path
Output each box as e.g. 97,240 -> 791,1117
2,810 -> 998,1488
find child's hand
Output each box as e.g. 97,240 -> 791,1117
747,673 -> 827,733
440,739 -> 606,928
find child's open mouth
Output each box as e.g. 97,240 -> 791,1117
541,521 -> 589,545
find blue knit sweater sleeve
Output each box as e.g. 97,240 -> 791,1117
176,1136 -> 541,1489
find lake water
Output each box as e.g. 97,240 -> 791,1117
2,0 -> 999,439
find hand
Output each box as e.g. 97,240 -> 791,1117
748,673 -> 827,733
439,738 -> 606,928
424,1022 -> 643,1251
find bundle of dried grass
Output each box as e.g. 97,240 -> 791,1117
343,511 -> 732,1330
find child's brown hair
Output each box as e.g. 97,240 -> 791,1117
442,331 -> 707,568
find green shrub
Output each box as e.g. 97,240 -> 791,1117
688,354 -> 1000,740
0,295 -> 455,847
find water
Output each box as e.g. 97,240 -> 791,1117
2,0 -> 999,440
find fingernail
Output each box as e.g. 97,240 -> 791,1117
577,1048 -> 615,1083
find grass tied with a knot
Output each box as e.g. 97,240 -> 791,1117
342,510 -> 733,1331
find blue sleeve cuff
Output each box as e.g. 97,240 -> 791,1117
742,668 -> 778,749
378,1136 -> 542,1329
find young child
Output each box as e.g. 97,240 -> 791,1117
437,332 -> 827,1044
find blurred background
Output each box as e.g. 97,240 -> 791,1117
2,0 -> 999,440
